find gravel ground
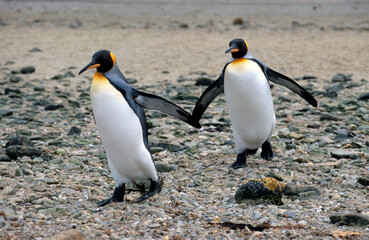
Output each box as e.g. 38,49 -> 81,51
0,1 -> 369,239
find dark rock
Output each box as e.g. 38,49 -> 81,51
34,86 -> 45,91
68,126 -> 81,136
68,100 -> 80,108
171,94 -> 198,101
326,83 -> 344,93
346,82 -> 361,89
6,146 -> 42,159
156,163 -> 174,173
283,183 -> 321,200
153,143 -> 189,152
179,23 -> 189,29
9,75 -> 23,83
234,177 -> 284,205
358,92 -> 369,101
324,90 -> 337,98
0,154 -> 11,162
34,99 -> 50,106
64,71 -> 75,78
331,73 -> 352,83
357,177 -> 369,186
330,149 -> 359,159
0,19 -> 7,26
233,17 -> 243,25
150,147 -> 165,153
319,113 -> 340,121
127,78 -> 137,84
44,104 -> 64,111
20,66 -> 35,74
0,109 -> 13,119
6,135 -> 34,147
303,75 -> 317,80
75,113 -> 87,119
69,19 -> 83,28
51,74 -> 63,80
4,87 -> 21,95
195,77 -> 213,86
30,47 -> 42,53
330,213 -> 369,226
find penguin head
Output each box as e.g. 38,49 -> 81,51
225,38 -> 248,58
79,50 -> 116,74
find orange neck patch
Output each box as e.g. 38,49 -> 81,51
93,71 -> 109,83
231,58 -> 248,65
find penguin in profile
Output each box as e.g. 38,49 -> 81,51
192,38 -> 317,169
79,50 -> 201,206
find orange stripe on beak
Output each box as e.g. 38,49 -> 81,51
230,49 -> 239,53
87,64 -> 101,70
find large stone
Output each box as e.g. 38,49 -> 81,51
0,206 -> 18,220
234,177 -> 284,205
195,77 -> 213,86
0,109 -> 13,119
330,213 -> 369,226
6,145 -> 42,159
20,66 -> 35,74
6,135 -> 34,147
282,183 -> 321,200
67,126 -> 81,136
46,229 -> 84,240
330,149 -> 360,159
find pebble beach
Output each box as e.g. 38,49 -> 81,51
0,1 -> 369,239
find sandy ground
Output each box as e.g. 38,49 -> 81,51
1,0 -> 369,86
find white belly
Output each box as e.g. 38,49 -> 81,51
224,59 -> 276,152
90,79 -> 157,186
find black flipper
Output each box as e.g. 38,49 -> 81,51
250,58 -> 318,107
133,90 -> 201,129
192,71 -> 227,122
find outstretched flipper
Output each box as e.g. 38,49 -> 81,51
192,74 -> 225,122
250,58 -> 318,107
133,90 -> 201,129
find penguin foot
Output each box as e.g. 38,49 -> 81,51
230,152 -> 247,169
136,177 -> 162,203
97,184 -> 125,207
261,141 -> 274,160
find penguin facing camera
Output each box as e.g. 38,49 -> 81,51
192,38 -> 317,169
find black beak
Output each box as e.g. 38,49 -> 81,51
79,61 -> 100,75
225,45 -> 239,54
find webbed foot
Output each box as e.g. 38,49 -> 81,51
261,140 -> 274,160
97,184 -> 125,207
230,152 -> 247,169
136,177 -> 162,202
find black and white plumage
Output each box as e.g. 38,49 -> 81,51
193,38 -> 317,168
79,50 -> 200,206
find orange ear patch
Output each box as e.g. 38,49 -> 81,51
110,52 -> 116,66
244,40 -> 249,51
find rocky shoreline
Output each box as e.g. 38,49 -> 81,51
1,1 -> 369,239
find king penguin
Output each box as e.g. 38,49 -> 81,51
79,50 -> 201,206
192,38 -> 317,169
